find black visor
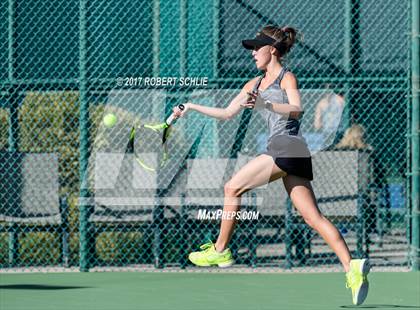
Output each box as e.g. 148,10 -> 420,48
242,33 -> 276,50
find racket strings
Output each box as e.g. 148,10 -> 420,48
132,123 -> 170,171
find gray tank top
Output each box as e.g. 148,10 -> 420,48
252,67 -> 303,143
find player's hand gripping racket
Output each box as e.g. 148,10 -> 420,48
127,104 -> 185,171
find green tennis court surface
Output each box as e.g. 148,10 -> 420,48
1,272 -> 419,310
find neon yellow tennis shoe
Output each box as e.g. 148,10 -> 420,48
188,242 -> 234,267
346,259 -> 370,305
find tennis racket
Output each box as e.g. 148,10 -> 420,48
127,104 -> 185,171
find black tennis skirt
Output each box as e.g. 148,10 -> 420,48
262,135 -> 313,181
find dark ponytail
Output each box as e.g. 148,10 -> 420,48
261,25 -> 300,57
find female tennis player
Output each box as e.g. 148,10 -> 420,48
173,25 -> 370,305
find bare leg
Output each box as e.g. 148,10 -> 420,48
283,174 -> 352,272
214,155 -> 286,252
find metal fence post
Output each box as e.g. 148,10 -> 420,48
79,0 -> 91,272
410,0 -> 420,271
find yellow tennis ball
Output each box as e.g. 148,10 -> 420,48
103,113 -> 117,128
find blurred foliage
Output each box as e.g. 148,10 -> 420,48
0,233 -> 7,264
0,108 -> 8,149
19,92 -> 80,192
96,232 -> 144,264
19,232 -> 61,265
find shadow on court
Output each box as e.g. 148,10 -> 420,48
341,305 -> 420,309
0,284 -> 92,290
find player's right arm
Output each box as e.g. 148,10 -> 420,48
173,77 -> 259,120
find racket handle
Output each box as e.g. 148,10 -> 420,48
166,104 -> 185,125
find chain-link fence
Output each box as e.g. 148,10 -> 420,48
0,0 -> 417,272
